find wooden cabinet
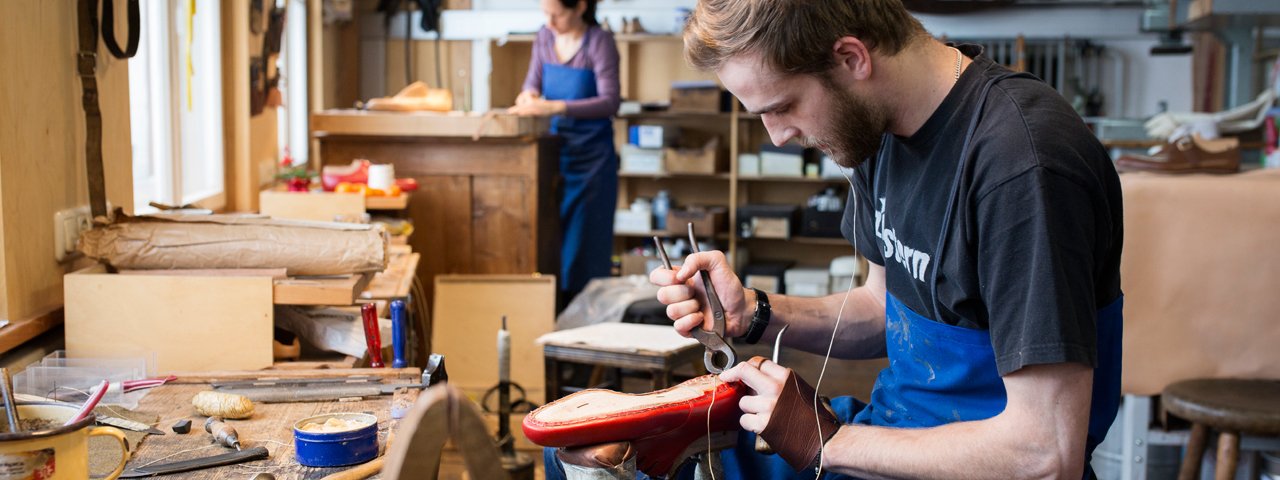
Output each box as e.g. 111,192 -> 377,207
312,111 -> 560,304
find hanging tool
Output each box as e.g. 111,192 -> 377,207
653,225 -> 738,374
119,446 -> 269,478
361,303 -> 385,368
391,300 -> 408,368
205,417 -> 243,451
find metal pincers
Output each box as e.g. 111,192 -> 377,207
652,225 -> 738,374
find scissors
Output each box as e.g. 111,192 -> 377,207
653,223 -> 738,374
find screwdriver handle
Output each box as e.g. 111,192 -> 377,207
390,300 -> 408,369
204,417 -> 241,450
361,303 -> 385,368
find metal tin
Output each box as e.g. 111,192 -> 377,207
292,412 -> 379,467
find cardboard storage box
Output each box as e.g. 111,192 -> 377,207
621,145 -> 665,174
667,206 -> 728,237
664,137 -> 725,175
621,254 -> 663,277
742,262 -> 793,294
739,204 -> 798,240
785,267 -> 832,297
670,81 -> 727,113
614,209 -> 653,234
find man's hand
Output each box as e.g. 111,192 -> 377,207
649,250 -> 750,338
721,356 -> 842,470
507,98 -> 566,117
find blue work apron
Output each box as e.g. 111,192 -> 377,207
542,45 -> 618,294
714,72 -> 1124,480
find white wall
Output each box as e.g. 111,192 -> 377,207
435,3 -> 1192,118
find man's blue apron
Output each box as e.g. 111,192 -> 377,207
542,41 -> 618,294
714,72 -> 1124,480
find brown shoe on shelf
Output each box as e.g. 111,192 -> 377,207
1116,134 -> 1241,174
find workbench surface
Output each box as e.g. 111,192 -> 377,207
120,384 -> 394,479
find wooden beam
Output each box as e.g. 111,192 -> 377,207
223,0 -> 253,212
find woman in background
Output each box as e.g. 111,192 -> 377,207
509,0 -> 620,307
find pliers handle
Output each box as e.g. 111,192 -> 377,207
653,224 -> 738,374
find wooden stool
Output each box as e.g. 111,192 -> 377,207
1163,379 -> 1280,480
538,323 -> 704,403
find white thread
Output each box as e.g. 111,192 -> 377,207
134,444 -> 221,469
707,376 -> 718,480
813,168 -> 861,477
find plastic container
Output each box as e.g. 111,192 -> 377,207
652,190 -> 671,231
293,413 -> 379,467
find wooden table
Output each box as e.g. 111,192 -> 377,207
123,370 -> 420,479
539,323 -> 704,403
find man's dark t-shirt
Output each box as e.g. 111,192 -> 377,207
840,44 -> 1123,376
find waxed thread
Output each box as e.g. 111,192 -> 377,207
812,168 -> 860,477
707,376 -> 718,480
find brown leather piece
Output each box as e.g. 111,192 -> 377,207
1115,135 -> 1241,174
759,370 -> 841,471
557,442 -> 636,469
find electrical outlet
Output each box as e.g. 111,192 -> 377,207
54,206 -> 92,262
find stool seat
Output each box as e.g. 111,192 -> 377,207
1163,379 -> 1280,435
1163,378 -> 1280,480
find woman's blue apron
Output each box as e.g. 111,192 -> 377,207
542,43 -> 618,294
713,72 -> 1124,480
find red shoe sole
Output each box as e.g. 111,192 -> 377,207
523,375 -> 747,476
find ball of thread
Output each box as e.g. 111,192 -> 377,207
191,391 -> 255,419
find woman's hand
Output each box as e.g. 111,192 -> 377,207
515,90 -> 541,106
507,98 -> 567,117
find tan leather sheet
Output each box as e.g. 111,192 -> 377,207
1120,169 -> 1280,395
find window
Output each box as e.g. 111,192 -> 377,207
129,0 -> 224,213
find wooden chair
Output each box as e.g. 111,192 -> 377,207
1163,379 -> 1280,480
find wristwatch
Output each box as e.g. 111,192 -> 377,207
741,288 -> 771,344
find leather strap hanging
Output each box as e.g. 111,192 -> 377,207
76,0 -> 140,220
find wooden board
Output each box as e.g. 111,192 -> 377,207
365,193 -> 409,210
64,265 -> 274,373
431,275 -> 555,403
361,252 -> 420,300
259,190 -> 366,222
311,110 -> 548,138
168,367 -> 420,383
273,273 -> 373,306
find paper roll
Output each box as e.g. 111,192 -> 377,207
368,164 -> 395,191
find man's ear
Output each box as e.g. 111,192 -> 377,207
832,37 -> 872,81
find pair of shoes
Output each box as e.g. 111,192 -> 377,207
621,17 -> 647,35
1116,134 -> 1241,174
523,375 -> 747,477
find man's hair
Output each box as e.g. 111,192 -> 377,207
684,0 -> 928,75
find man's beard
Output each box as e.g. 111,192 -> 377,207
805,83 -> 888,169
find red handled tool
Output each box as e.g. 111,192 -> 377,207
361,303 -> 385,368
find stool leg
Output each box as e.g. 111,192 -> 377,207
1178,423 -> 1208,480
1214,431 -> 1239,480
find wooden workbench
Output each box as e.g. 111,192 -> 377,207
120,375 -> 414,479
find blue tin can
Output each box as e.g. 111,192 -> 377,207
293,413 -> 379,467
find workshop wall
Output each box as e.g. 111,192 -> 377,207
0,1 -> 134,330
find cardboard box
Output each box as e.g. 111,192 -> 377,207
664,137 -> 725,175
614,209 -> 653,234
785,267 -> 831,297
628,125 -> 678,149
621,254 -> 662,277
621,145 -> 665,174
65,265 -> 275,373
760,144 -> 806,177
739,204 -> 798,240
670,81 -> 726,113
667,206 -> 728,237
742,262 -> 793,295
738,153 -> 761,177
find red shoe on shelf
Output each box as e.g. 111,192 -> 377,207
321,159 -> 370,191
523,375 -> 747,477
